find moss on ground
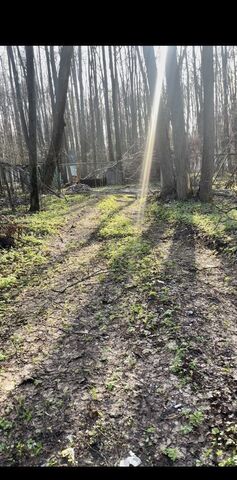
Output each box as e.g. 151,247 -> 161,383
147,198 -> 237,254
0,194 -> 85,317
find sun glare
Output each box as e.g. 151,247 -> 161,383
137,46 -> 168,224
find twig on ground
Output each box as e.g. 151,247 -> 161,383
52,269 -> 109,293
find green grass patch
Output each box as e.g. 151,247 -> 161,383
147,199 -> 237,254
98,195 -> 137,239
0,194 -> 85,314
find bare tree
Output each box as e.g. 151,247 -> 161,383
25,46 -> 39,211
78,47 -> 88,177
166,46 -> 189,200
221,46 -> 231,169
7,46 -> 29,150
101,46 -> 114,164
42,46 -> 73,187
143,46 -> 175,196
199,46 -> 214,202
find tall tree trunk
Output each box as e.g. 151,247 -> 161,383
101,46 -> 114,163
119,49 -> 131,148
7,46 -> 29,150
45,46 -> 55,115
221,46 -> 231,170
1,165 -> 15,211
88,47 -> 97,169
108,46 -> 121,161
199,46 -> 214,202
71,54 -> 82,179
42,46 -> 73,187
50,46 -> 58,92
184,48 -> 190,137
128,47 -> 137,150
143,46 -> 175,196
7,55 -> 25,162
78,47 -> 88,177
38,47 -> 50,144
108,46 -> 123,182
69,76 -> 80,156
91,47 -> 105,165
166,46 -> 189,200
25,46 -> 39,211
136,46 -> 151,115
192,46 -> 202,139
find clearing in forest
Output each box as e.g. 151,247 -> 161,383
0,190 -> 237,466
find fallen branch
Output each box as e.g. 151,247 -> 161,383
52,269 -> 108,293
213,189 -> 236,198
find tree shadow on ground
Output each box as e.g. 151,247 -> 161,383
123,219 -> 237,466
0,195 -> 136,343
0,209 -> 236,467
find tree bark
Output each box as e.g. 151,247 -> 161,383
221,46 -> 231,170
78,47 -> 88,176
7,46 -> 29,150
88,47 -> 97,169
143,46 -> 175,196
166,46 -> 189,200
25,46 -> 40,211
101,46 -> 114,164
199,46 -> 214,202
42,46 -> 73,187
108,46 -> 123,182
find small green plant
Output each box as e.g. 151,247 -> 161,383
0,274 -> 17,290
0,352 -> 7,361
203,448 -> 213,459
162,447 -> 182,461
219,455 -> 237,466
159,287 -> 170,303
130,303 -> 145,317
24,410 -> 33,422
95,312 -> 103,321
146,426 -> 156,434
170,346 -> 187,375
188,410 -> 205,427
90,387 -> 98,400
0,417 -> 13,431
189,359 -> 197,371
16,441 -> 25,456
148,290 -> 157,299
180,424 -> 193,435
26,439 -> 43,456
106,382 -> 115,391
105,373 -> 120,392
0,442 -> 7,453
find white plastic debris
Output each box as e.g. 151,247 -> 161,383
119,451 -> 141,467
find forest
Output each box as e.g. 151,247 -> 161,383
0,45 -> 236,468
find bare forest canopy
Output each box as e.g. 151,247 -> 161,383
0,45 -> 237,213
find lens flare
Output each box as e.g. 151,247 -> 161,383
137,46 -> 168,224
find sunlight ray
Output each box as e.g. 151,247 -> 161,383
137,46 -> 168,225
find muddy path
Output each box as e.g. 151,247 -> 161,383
0,193 -> 236,466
